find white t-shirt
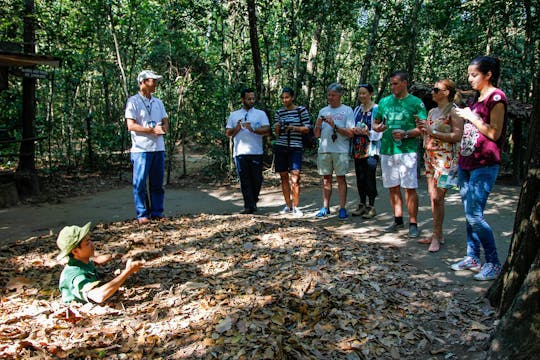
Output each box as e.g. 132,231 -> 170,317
317,104 -> 355,153
125,94 -> 168,153
226,108 -> 270,156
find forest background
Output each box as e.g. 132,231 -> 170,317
1,1 -> 540,358
0,0 -> 538,182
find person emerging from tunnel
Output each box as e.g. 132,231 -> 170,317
57,222 -> 144,303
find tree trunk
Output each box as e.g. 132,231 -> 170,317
405,0 -> 423,81
486,66 -> 540,359
358,3 -> 381,86
247,0 -> 264,102
16,0 -> 40,197
304,23 -> 321,110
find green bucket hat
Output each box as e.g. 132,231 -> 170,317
56,222 -> 92,260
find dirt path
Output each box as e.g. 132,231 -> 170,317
1,173 -> 519,299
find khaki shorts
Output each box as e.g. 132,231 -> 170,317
317,152 -> 350,176
381,153 -> 418,189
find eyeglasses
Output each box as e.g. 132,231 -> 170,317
432,87 -> 447,93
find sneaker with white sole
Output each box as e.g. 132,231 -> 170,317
362,206 -> 376,219
292,207 -> 303,217
473,263 -> 501,281
279,206 -> 292,214
450,256 -> 482,272
352,204 -> 366,216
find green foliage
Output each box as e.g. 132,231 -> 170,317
0,0 -> 538,176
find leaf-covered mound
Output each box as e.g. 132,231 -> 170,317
1,215 -> 495,359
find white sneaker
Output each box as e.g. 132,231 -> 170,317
279,206 -> 292,214
292,207 -> 303,217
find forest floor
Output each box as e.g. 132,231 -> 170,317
0,154 -> 520,359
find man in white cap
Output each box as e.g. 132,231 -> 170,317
57,222 -> 144,303
125,70 -> 168,224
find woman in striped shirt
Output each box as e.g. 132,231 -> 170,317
273,87 -> 312,216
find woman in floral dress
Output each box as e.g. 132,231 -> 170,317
417,79 -> 463,252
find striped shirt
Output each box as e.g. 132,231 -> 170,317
273,106 -> 311,148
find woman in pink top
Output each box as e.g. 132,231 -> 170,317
450,56 -> 508,281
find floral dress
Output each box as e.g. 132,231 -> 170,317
423,106 -> 457,180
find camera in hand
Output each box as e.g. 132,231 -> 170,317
281,120 -> 290,134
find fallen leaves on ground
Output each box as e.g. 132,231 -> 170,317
0,214 -> 495,359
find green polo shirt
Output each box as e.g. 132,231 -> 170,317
375,94 -> 427,155
58,257 -> 100,303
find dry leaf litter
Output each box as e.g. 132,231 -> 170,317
1,215 -> 496,359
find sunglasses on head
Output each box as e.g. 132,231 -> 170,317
432,87 -> 446,93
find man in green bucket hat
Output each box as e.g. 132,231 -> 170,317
57,222 -> 144,304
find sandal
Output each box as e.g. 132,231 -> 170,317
417,237 -> 432,244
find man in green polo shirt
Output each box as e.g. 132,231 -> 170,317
57,222 -> 144,304
373,71 -> 427,238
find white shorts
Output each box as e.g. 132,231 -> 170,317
381,153 -> 418,189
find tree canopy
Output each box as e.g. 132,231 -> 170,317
0,0 -> 538,174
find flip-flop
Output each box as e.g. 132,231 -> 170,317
417,238 -> 432,244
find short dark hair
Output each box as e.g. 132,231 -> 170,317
390,71 -> 409,82
358,83 -> 374,93
469,56 -> 501,86
327,83 -> 344,94
241,88 -> 255,98
281,86 -> 295,97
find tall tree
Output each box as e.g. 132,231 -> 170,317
15,0 -> 39,196
358,2 -> 381,85
247,0 -> 264,102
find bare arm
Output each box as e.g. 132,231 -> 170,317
225,120 -> 242,137
86,259 -> 143,304
313,116 -> 324,138
425,108 -> 464,143
126,118 -> 165,136
335,126 -> 355,138
159,117 -> 169,133
372,118 -> 387,133
455,103 -> 505,141
284,124 -> 309,134
253,125 -> 271,136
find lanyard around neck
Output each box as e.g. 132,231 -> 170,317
138,94 -> 153,117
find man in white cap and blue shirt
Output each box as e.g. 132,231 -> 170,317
125,70 -> 168,224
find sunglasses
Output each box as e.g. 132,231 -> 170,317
432,87 -> 446,93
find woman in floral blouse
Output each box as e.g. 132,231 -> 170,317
351,83 -> 382,219
417,79 -> 463,252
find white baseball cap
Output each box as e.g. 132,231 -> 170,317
137,70 -> 162,84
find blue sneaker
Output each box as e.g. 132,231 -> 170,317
316,207 -> 330,218
338,208 -> 348,220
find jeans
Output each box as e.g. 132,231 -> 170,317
458,164 -> 500,265
131,151 -> 165,219
235,154 -> 263,211
354,156 -> 378,205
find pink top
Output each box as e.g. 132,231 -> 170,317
458,89 -> 507,170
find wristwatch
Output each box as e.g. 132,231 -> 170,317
404,131 -> 409,139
